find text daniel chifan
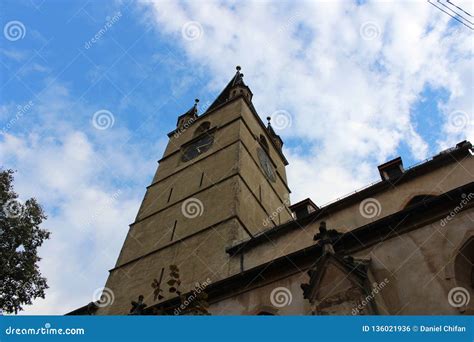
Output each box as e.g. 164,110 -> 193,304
419,325 -> 466,333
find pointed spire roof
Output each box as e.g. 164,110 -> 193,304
176,98 -> 199,126
266,116 -> 277,136
266,116 -> 284,150
205,66 -> 252,113
184,98 -> 199,116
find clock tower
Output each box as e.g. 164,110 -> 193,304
96,66 -> 292,314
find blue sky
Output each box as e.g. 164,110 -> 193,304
0,0 -> 472,314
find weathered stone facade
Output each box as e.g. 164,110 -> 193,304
70,67 -> 474,316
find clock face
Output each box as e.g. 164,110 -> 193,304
181,134 -> 214,162
257,147 -> 276,182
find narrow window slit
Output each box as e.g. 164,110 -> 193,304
199,172 -> 204,187
170,220 -> 177,241
158,267 -> 164,283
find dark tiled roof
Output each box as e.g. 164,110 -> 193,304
175,100 -> 199,126
227,140 -> 473,255
205,67 -> 249,113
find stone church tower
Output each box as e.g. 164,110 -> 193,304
90,66 -> 293,314
71,67 -> 474,316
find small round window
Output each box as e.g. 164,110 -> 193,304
194,121 -> 211,137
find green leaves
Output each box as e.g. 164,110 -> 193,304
149,264 -> 210,315
151,278 -> 164,301
167,279 -> 181,286
0,169 -> 49,314
168,265 -> 181,294
151,265 -> 182,301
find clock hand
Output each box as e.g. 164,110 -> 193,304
195,141 -> 212,152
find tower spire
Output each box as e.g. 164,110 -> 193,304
265,115 -> 284,151
175,98 -> 199,129
205,66 -> 253,113
231,65 -> 244,86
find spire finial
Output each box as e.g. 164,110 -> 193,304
194,98 -> 199,107
236,65 -> 241,72
266,116 -> 271,126
313,221 -> 335,254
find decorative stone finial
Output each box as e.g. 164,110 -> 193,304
236,65 -> 241,71
319,221 -> 327,235
193,99 -> 199,112
129,295 -> 146,315
313,221 -> 335,254
267,116 -> 271,126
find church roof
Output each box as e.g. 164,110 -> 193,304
205,66 -> 253,114
226,140 -> 473,255
176,99 -> 199,126
140,179 -> 473,315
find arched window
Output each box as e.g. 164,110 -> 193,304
260,135 -> 269,153
194,121 -> 211,137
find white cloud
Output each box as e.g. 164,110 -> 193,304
0,81 -> 155,314
0,48 -> 28,62
140,0 -> 473,204
1,0 -> 472,315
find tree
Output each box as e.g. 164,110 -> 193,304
0,169 -> 50,314
151,265 -> 210,315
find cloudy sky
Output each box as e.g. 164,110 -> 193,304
0,0 -> 472,314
